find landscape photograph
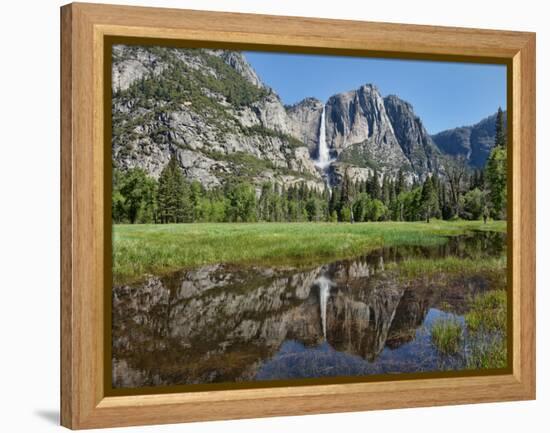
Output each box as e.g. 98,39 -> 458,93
110,45 -> 508,390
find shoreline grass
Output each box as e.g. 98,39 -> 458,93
465,290 -> 507,333
465,290 -> 508,369
431,317 -> 463,354
466,338 -> 507,369
387,255 -> 506,281
112,220 -> 506,285
430,289 -> 508,368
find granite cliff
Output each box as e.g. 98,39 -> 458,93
112,45 -> 498,191
431,111 -> 507,168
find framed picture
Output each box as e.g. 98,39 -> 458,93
60,2 -> 536,429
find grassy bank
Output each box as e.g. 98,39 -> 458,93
465,290 -> 508,369
430,290 -> 508,369
431,318 -> 463,354
112,220 -> 505,285
387,255 -> 507,281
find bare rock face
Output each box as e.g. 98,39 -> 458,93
326,85 -> 390,149
286,97 -> 324,155
112,45 -> 492,190
250,92 -> 291,134
112,45 -> 324,190
207,49 -> 265,88
328,163 -> 372,186
112,46 -> 165,92
432,127 -> 472,157
432,111 -> 506,168
325,85 -> 412,175
383,95 -> 440,174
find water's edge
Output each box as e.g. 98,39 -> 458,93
112,231 -> 506,388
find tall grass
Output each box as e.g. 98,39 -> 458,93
465,290 -> 507,333
430,290 -> 507,368
467,338 -> 507,369
465,290 -> 508,369
112,220 -> 506,284
387,255 -> 506,280
431,318 -> 463,354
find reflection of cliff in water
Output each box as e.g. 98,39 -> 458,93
112,231 -> 506,388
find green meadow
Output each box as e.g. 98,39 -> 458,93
112,220 -> 505,285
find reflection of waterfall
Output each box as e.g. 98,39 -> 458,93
314,105 -> 332,169
111,231 -> 506,387
316,276 -> 333,339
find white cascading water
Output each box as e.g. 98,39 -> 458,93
314,105 -> 331,169
316,276 -> 332,340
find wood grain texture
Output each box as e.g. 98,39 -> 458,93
60,2 -> 536,429
60,4 -> 73,429
515,35 -> 536,395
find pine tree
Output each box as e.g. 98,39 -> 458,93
478,170 -> 485,190
369,169 -> 381,200
329,186 -> 340,220
381,175 -> 391,205
495,107 -> 506,148
189,180 -> 203,221
280,185 -> 288,222
389,180 -> 396,207
430,174 -> 441,218
469,170 -> 478,190
420,175 -> 438,223
439,186 -> 451,220
395,169 -> 406,196
259,182 -> 271,221
157,155 -> 187,223
322,186 -> 331,221
486,146 -> 507,219
360,179 -> 368,194
485,107 -> 508,219
339,171 -> 350,216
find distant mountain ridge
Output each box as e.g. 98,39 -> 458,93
431,112 -> 507,168
111,45 -> 501,191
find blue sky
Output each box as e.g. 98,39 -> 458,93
244,51 -> 506,134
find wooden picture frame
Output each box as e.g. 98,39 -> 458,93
61,2 -> 536,429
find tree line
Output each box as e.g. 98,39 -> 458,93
112,108 -> 507,224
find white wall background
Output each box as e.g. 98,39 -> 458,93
0,0 -> 545,431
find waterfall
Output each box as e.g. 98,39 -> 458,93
316,276 -> 333,340
315,105 -> 331,169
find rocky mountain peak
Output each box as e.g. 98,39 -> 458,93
285,97 -> 325,153
206,49 -> 265,88
325,84 -> 393,148
111,45 -> 498,194
358,83 -> 381,93
432,111 -> 507,167
384,94 -> 413,113
287,97 -> 323,109
383,95 -> 439,173
323,84 -> 414,184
